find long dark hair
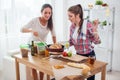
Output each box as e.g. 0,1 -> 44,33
41,4 -> 53,31
68,4 -> 83,34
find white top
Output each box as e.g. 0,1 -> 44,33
72,26 -> 79,42
23,17 -> 56,43
81,20 -> 87,40
72,20 -> 87,42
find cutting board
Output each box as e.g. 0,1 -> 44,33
60,54 -> 87,62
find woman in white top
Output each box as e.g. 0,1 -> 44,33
21,4 -> 56,43
21,4 -> 56,80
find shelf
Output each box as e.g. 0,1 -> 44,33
84,7 -> 114,11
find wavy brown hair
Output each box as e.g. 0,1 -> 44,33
41,4 -> 53,31
68,4 -> 83,34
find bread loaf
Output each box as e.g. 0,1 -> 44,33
67,62 -> 83,69
67,62 -> 90,69
81,68 -> 90,76
49,43 -> 62,49
67,62 -> 91,76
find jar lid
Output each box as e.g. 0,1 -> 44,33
20,44 -> 29,48
37,42 -> 46,47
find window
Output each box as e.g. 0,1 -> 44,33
0,0 -> 46,35
0,0 -> 46,70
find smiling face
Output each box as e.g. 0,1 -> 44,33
41,7 -> 52,21
68,11 -> 76,23
68,4 -> 83,27
68,11 -> 80,25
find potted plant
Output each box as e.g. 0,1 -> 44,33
95,0 -> 103,9
95,0 -> 103,5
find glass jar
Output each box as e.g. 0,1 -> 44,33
20,44 -> 29,57
88,56 -> 96,65
37,42 -> 46,55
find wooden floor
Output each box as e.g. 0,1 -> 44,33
0,70 -> 120,80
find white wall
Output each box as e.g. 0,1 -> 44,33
0,0 -> 46,70
0,34 -> 30,70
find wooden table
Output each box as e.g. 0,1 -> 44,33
13,53 -> 107,80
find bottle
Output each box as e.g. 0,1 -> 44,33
34,44 -> 38,54
31,41 -> 35,56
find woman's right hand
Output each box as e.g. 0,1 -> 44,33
30,30 -> 39,37
93,19 -> 99,32
33,31 -> 39,37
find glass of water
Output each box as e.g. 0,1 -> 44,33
65,41 -> 69,50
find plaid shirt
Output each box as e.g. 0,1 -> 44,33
69,21 -> 101,54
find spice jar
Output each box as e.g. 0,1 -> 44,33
45,49 -> 49,57
37,42 -> 46,55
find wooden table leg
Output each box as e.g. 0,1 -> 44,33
101,65 -> 106,80
39,71 -> 44,80
15,58 -> 20,80
47,74 -> 50,80
26,67 -> 33,80
32,68 -> 38,80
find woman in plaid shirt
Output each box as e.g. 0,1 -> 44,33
67,4 -> 101,80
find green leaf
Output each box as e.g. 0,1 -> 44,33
95,0 -> 103,5
102,20 -> 107,26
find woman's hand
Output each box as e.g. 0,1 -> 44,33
92,19 -> 100,40
30,30 -> 39,37
93,19 -> 99,32
33,31 -> 39,37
